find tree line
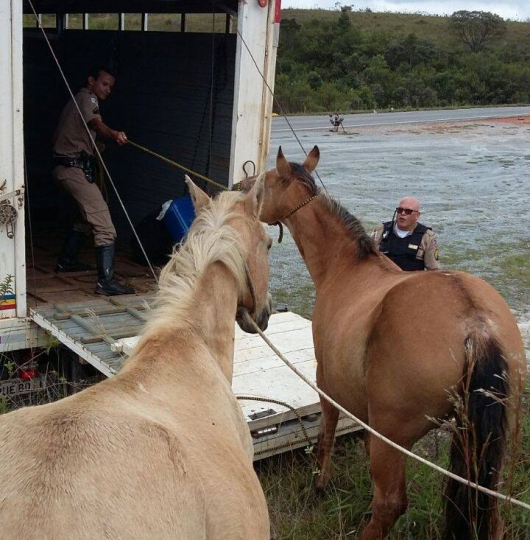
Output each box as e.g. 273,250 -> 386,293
274,9 -> 530,113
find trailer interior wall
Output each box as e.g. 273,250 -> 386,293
23,28 -> 236,246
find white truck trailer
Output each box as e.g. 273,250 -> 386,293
0,0 -> 358,456
0,0 -> 279,349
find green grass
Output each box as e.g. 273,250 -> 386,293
258,387 -> 530,539
441,237 -> 530,312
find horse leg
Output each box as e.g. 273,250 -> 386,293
359,436 -> 409,540
315,397 -> 339,491
363,430 -> 371,456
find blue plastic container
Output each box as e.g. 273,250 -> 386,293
163,195 -> 196,242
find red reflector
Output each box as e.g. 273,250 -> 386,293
20,369 -> 38,380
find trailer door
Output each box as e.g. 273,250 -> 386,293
230,0 -> 279,185
0,0 -> 26,320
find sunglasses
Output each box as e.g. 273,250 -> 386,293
396,207 -> 418,216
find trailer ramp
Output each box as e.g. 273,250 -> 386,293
30,302 -> 360,459
31,296 -> 151,377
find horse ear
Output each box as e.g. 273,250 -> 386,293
276,146 -> 291,179
185,175 -> 210,212
303,146 -> 320,173
244,173 -> 265,218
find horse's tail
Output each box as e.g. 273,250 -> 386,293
444,330 -> 509,540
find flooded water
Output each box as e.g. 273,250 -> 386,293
268,117 -> 530,351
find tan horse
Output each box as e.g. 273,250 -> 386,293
245,147 -> 526,540
0,178 -> 272,539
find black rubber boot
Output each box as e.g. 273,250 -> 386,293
94,243 -> 134,296
55,229 -> 94,273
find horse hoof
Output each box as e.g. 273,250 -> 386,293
314,485 -> 327,499
314,475 -> 328,495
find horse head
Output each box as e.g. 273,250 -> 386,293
241,146 -> 320,226
186,176 -> 272,333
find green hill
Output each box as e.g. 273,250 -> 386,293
24,8 -> 530,114
275,8 -> 530,113
281,8 -> 530,48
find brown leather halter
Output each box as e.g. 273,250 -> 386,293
272,195 -> 316,244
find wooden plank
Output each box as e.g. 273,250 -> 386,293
109,297 -> 149,322
54,306 -> 132,320
234,360 -> 320,428
252,417 -> 361,461
84,342 -> 119,355
233,332 -> 314,361
80,327 -> 143,344
30,309 -> 116,377
233,350 -> 314,377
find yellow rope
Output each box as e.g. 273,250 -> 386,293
128,140 -> 228,191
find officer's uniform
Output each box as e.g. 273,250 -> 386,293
372,221 -> 440,271
53,88 -> 116,247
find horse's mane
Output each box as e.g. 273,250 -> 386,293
289,162 -> 377,260
143,190 -> 249,333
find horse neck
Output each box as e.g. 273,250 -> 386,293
286,199 -> 357,289
189,262 -> 240,381
124,262 -> 240,385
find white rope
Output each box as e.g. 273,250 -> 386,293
27,0 -> 158,283
241,311 -> 530,512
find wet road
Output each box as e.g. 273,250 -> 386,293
267,110 -> 530,348
272,106 -> 530,133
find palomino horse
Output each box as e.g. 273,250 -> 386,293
245,147 -> 526,540
0,177 -> 272,539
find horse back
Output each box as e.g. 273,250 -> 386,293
0,396 -> 207,539
0,370 -> 268,540
365,270 -> 525,423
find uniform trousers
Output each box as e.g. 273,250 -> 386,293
53,165 -> 116,247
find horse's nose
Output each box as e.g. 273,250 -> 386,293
257,293 -> 273,331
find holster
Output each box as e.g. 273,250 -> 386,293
80,150 -> 96,183
53,151 -> 97,183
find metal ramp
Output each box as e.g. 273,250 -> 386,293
30,302 -> 360,459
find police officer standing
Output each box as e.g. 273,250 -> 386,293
372,196 -> 440,271
52,66 -> 134,295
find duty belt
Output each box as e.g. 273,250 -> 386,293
53,152 -> 96,183
53,155 -> 85,168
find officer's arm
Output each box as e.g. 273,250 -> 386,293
88,118 -> 128,146
423,232 -> 441,270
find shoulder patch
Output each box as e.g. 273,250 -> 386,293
90,97 -> 97,104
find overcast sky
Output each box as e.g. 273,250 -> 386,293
282,1 -> 530,21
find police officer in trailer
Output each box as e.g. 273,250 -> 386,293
52,66 -> 134,295
372,196 -> 440,271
